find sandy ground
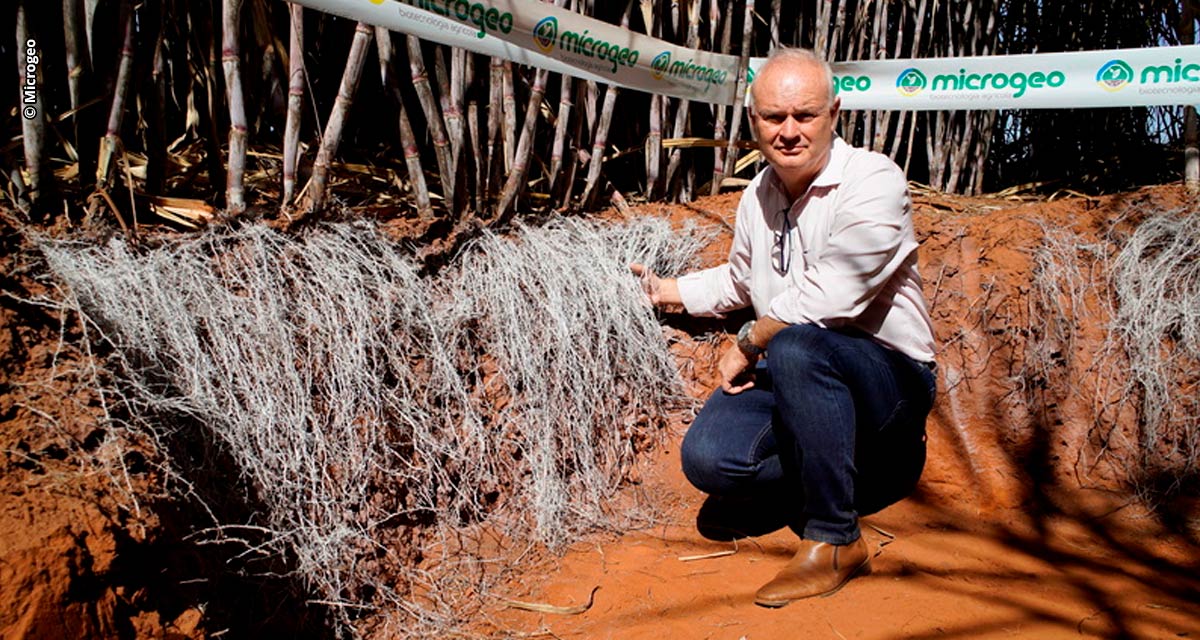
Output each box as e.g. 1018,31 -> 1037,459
480,441 -> 1200,639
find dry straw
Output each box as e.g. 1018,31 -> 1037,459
43,216 -> 709,636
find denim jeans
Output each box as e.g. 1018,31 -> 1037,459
681,324 -> 937,545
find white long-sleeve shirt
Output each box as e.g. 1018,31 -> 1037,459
677,137 -> 936,363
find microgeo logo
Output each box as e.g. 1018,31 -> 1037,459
533,17 -> 639,74
896,68 -> 927,96
834,74 -> 871,94
414,0 -> 513,39
649,51 -> 728,89
1138,58 -> 1200,86
897,67 -> 1065,98
1097,59 -> 1135,92
650,52 -> 671,79
533,16 -> 557,53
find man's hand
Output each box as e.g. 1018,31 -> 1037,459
630,263 -> 683,308
718,343 -> 758,394
630,263 -> 662,306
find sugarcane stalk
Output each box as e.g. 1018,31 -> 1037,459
182,0 -> 226,196
432,45 -> 451,116
64,0 -> 96,195
431,46 -> 464,207
646,3 -> 662,198
902,0 -> 930,174
815,0 -> 829,57
305,21 -> 373,216
549,72 -> 575,199
769,0 -> 781,47
96,0 -> 135,192
580,1 -> 633,209
903,105 -> 919,176
840,0 -> 870,144
583,79 -> 599,133
885,0 -> 909,162
501,61 -> 516,175
926,111 -> 945,190
715,0 -> 753,195
968,2 -> 1000,195
708,0 -> 719,47
494,0 -> 566,217
468,96 -> 484,212
837,0 -> 856,58
862,0 -> 885,153
559,77 -> 587,207
486,56 -> 502,196
949,2 -> 976,192
406,35 -> 453,200
84,0 -> 99,61
222,0 -> 247,215
1187,0 -> 1199,192
375,25 -> 432,219
665,0 -> 701,197
448,47 -> 466,163
282,3 -> 304,209
433,45 -> 464,209
647,94 -> 663,198
16,2 -> 46,216
710,1 -> 733,192
144,7 -> 168,195
580,82 -> 618,210
495,68 -> 551,219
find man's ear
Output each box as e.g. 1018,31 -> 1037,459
829,97 -> 841,127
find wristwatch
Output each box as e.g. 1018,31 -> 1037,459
736,320 -> 764,357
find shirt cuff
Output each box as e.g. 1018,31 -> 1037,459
677,271 -> 726,318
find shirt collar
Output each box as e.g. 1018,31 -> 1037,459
766,135 -> 849,202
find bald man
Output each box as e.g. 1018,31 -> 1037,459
632,47 -> 937,606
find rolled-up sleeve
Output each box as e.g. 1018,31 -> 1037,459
767,156 -> 914,326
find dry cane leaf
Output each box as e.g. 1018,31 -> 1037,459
501,586 -> 600,615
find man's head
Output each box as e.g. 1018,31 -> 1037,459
748,48 -> 840,199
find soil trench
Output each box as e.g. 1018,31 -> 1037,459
3,185 -> 1200,638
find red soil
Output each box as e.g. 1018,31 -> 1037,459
479,184 -> 1200,640
3,185 -> 1199,639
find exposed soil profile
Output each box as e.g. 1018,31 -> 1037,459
2,184 -> 1200,639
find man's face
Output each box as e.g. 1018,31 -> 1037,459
749,60 -> 840,198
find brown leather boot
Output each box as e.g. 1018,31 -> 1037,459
754,537 -> 871,607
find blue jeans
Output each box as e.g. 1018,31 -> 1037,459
681,324 -> 937,545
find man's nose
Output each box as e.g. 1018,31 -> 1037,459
779,115 -> 802,139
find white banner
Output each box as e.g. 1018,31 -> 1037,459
287,0 -> 1200,110
819,46 -> 1200,110
287,0 -> 744,103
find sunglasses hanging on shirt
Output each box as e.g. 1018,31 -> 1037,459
774,208 -> 791,275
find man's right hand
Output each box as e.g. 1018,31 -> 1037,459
630,263 -> 662,306
630,263 -> 684,310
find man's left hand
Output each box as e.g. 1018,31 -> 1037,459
718,344 -> 758,395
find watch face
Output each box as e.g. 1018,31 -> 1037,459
737,321 -> 760,355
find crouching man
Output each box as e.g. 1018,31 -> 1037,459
631,47 -> 937,607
